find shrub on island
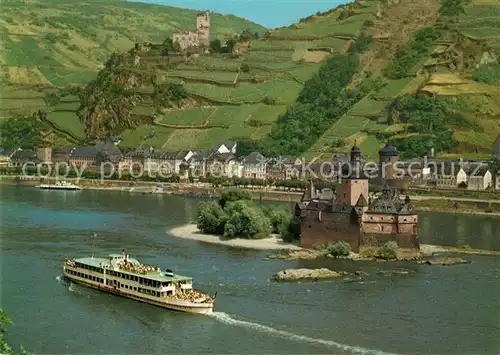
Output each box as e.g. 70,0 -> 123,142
196,188 -> 299,241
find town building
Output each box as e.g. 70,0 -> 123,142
0,148 -> 19,167
69,146 -> 99,168
52,147 -> 74,164
295,144 -> 420,258
242,152 -> 266,180
266,156 -> 299,180
10,149 -> 39,167
205,152 -> 241,178
172,11 -> 210,50
467,166 -> 493,190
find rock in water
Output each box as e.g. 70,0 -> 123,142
420,257 -> 470,266
273,268 -> 343,282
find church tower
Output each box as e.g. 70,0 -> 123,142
337,142 -> 369,207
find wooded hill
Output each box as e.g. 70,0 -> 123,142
1,0 -> 499,161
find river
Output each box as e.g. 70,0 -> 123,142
1,186 -> 499,354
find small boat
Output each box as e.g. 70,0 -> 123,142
62,251 -> 216,315
38,180 -> 82,190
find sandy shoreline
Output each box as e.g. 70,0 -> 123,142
168,224 -> 302,250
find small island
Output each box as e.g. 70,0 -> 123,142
169,188 -> 303,250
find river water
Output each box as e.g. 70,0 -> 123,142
1,186 -> 499,354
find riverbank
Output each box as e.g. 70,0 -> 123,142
168,224 -> 500,258
2,175 -> 499,215
168,224 -> 302,250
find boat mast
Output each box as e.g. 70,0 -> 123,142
91,232 -> 97,259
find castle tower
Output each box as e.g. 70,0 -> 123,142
36,146 -> 52,164
379,141 -> 399,180
196,11 -> 210,47
338,143 -> 369,207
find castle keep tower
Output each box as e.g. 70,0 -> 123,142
337,142 -> 369,207
196,11 -> 210,47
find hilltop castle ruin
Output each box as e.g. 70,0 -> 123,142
172,11 -> 210,50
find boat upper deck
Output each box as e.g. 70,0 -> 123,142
69,255 -> 192,283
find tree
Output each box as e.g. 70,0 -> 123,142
162,38 -> 180,52
439,0 -> 471,17
0,113 -> 44,149
223,200 -> 272,239
197,201 -> 228,235
280,215 -> 301,242
43,92 -> 61,106
218,188 -> 252,208
210,39 -> 222,53
1,309 -> 32,355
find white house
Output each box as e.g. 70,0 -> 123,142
467,168 -> 493,190
456,167 -> 468,186
213,140 -> 237,155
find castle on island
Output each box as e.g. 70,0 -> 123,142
172,11 -> 211,50
295,143 -> 420,258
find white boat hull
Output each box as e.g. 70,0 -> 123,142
62,271 -> 214,315
39,185 -> 82,190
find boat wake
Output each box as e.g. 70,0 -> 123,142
209,312 -> 397,355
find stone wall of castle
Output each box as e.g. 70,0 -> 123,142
360,212 -> 419,257
299,210 -> 361,251
172,31 -> 199,50
172,12 -> 210,50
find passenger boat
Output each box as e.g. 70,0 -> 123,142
38,180 -> 82,190
62,251 -> 215,315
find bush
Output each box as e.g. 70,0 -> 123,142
377,241 -> 398,260
44,33 -> 59,44
197,201 -> 228,235
473,63 -> 500,85
326,241 -> 351,258
361,241 -> 398,259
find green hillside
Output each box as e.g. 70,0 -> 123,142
37,0 -> 378,149
0,0 -> 265,121
2,0 -> 499,161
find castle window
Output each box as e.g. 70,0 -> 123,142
308,225 -> 311,228
404,218 -> 407,221
381,226 -> 384,232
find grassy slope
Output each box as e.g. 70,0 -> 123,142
304,0 -> 500,160
119,1 -> 378,149
0,0 -> 265,135
3,0 -> 498,157
0,0 -> 374,149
